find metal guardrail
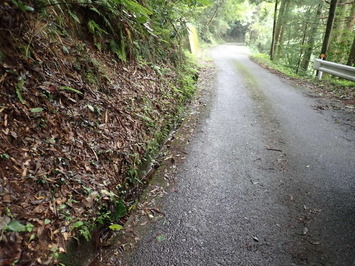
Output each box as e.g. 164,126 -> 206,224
313,59 -> 355,81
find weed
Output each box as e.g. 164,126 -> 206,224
60,86 -> 83,95
71,221 -> 91,241
251,53 -> 296,77
0,153 -> 10,159
4,220 -> 34,233
16,77 -> 26,104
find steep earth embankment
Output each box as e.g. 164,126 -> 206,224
0,2 -> 195,264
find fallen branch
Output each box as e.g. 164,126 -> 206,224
265,146 -> 283,152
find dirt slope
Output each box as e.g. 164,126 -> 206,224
0,3 -> 193,264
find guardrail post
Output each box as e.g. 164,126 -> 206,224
318,69 -> 323,80
317,54 -> 325,80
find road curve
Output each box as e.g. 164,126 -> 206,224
132,44 -> 355,265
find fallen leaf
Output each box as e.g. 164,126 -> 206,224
156,234 -> 166,242
33,205 -> 46,214
10,131 -> 18,139
30,107 -> 44,113
0,216 -> 11,230
3,194 -> 11,203
6,220 -> 27,232
109,224 -> 123,231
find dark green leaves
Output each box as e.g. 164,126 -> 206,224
60,86 -> 83,95
16,78 -> 26,104
6,220 -> 26,232
12,0 -> 34,11
121,0 -> 152,18
4,220 -> 34,232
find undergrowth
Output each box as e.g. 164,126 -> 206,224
251,53 -> 355,101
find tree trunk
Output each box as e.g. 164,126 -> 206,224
270,0 -> 279,60
347,35 -> 355,66
320,0 -> 338,57
296,9 -> 310,73
347,2 -> 355,29
341,2 -> 355,62
276,23 -> 285,56
274,0 -> 291,59
206,0 -> 222,27
329,0 -> 352,62
332,0 -> 349,43
300,2 -> 323,72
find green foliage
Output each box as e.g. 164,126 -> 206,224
87,20 -> 108,37
109,224 -> 123,231
121,0 -> 152,22
251,53 -> 297,77
71,221 -> 91,241
30,107 -> 44,113
60,86 -> 83,95
12,0 -> 34,11
327,79 -> 355,88
251,52 -> 355,100
176,51 -> 199,101
0,153 -> 10,159
67,10 -> 80,23
110,39 -> 126,62
33,0 -> 213,63
193,0 -> 249,43
16,78 -> 26,104
4,220 -> 34,232
113,199 -> 127,220
5,220 -> 26,232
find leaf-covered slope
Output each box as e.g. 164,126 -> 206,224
0,1 -> 197,264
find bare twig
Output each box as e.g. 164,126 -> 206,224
265,146 -> 283,152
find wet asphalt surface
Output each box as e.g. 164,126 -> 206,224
131,45 -> 355,265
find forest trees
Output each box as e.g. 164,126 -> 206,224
206,0 -> 354,74
194,0 -> 257,43
267,0 -> 355,73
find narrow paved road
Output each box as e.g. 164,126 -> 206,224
132,45 -> 355,265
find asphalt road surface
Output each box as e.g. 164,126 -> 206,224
131,45 -> 355,265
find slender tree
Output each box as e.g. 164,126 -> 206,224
347,35 -> 355,66
296,8 -> 310,73
300,2 -> 323,71
273,0 -> 291,59
270,0 -> 279,60
320,0 -> 338,57
328,0 -> 355,62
